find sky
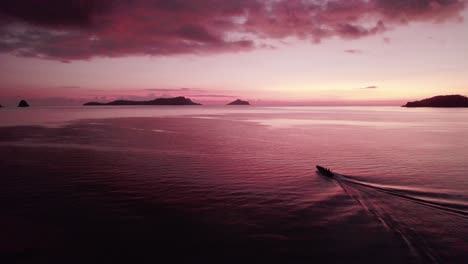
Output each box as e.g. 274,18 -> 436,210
1,0 -> 468,106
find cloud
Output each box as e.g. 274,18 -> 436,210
344,49 -> 362,54
0,0 -> 465,61
189,94 -> 237,98
359,85 -> 378,89
144,88 -> 204,92
59,85 -> 81,89
141,88 -> 236,99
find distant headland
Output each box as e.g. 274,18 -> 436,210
84,96 -> 201,106
227,99 -> 250,105
402,95 -> 468,108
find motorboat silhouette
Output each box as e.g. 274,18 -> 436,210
316,165 -> 334,178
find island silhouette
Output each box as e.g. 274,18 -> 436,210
403,95 -> 468,107
227,99 -> 250,105
84,96 -> 201,106
18,100 -> 30,107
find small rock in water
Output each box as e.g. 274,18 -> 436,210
18,100 -> 30,107
227,99 -> 250,105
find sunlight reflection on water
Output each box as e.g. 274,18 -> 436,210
250,118 -> 420,128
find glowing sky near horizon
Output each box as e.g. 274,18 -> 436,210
1,0 -> 467,106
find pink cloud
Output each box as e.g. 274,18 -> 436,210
344,49 -> 362,54
359,85 -> 378,89
0,0 -> 465,61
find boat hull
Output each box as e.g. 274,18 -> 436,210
316,165 -> 334,178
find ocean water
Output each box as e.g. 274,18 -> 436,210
0,106 -> 467,263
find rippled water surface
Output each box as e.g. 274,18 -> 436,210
0,106 -> 467,263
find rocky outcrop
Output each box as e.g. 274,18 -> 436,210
18,100 -> 30,107
403,95 -> 468,107
227,99 -> 250,105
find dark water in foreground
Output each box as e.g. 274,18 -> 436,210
0,107 -> 467,263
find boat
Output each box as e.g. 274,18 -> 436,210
316,165 -> 334,178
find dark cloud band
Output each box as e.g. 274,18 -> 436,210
0,0 -> 465,60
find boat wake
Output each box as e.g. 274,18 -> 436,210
334,174 -> 468,219
325,173 -> 468,263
